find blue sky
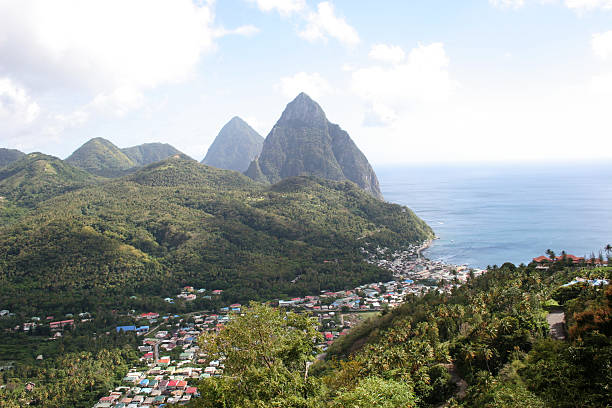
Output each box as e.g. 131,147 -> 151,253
1,0 -> 611,164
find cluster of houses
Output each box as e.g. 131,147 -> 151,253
4,312 -> 92,337
96,313 -> 231,407
533,253 -> 609,268
87,243 -> 484,406
278,248 -> 484,317
164,287 -> 223,304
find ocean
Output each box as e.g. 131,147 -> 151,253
377,161 -> 612,269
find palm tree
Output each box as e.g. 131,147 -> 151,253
462,344 -> 476,372
605,244 -> 611,261
479,345 -> 493,372
545,249 -> 556,261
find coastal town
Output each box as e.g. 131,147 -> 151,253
1,242 -> 488,408
2,244 -> 609,407
86,242 -> 487,407
2,242 -> 488,407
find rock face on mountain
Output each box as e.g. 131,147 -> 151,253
122,143 -> 190,166
0,148 -> 25,168
66,138 -> 136,177
202,117 -> 264,172
246,93 -> 383,199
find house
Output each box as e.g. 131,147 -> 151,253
117,325 -> 137,333
49,319 -> 74,330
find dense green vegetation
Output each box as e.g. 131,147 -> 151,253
0,157 -> 432,317
0,153 -> 100,209
122,142 -> 191,166
189,264 -> 611,407
0,148 -> 25,168
66,137 -> 137,177
0,346 -> 138,407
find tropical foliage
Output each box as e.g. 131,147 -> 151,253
189,264 -> 611,407
0,157 -> 433,317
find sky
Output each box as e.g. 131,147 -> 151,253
0,0 -> 611,165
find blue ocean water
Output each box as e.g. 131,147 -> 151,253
377,162 -> 612,269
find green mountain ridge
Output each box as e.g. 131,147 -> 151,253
122,142 -> 191,166
0,158 -> 433,316
0,153 -> 100,208
202,116 -> 264,172
66,137 -> 136,177
0,148 -> 25,168
246,93 -> 383,200
66,138 -> 192,177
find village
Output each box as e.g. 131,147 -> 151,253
88,243 -> 487,407
2,243 -> 485,407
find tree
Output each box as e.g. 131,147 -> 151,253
195,302 -> 322,407
330,376 -> 417,408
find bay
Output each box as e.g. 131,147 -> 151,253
377,161 -> 612,268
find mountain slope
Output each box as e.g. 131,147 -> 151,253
0,158 -> 432,315
0,148 -> 25,168
122,142 -> 191,166
202,117 -> 264,172
0,153 -> 99,208
248,93 -> 383,199
66,137 -> 136,177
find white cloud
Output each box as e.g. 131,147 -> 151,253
90,87 -> 146,117
351,43 -> 454,125
592,31 -> 612,59
245,0 -> 305,14
0,77 -> 40,133
0,0 -> 257,138
368,44 -> 405,64
299,2 -> 360,47
276,72 -> 332,99
565,0 -> 612,10
591,72 -> 612,93
215,25 -> 260,37
489,0 -> 526,9
0,0 -> 221,94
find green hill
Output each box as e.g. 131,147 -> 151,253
0,158 -> 432,316
202,117 -> 264,172
0,148 -> 25,168
66,137 -> 136,177
0,153 -> 99,208
122,142 -> 191,166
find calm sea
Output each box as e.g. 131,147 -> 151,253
377,161 -> 612,269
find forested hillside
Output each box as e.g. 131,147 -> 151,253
65,138 -> 136,177
0,148 -> 25,168
0,153 -> 100,209
187,262 -> 611,408
0,157 -> 432,317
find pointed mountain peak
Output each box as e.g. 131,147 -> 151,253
202,117 -> 264,172
279,92 -> 327,125
228,116 -> 247,125
249,94 -> 383,199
